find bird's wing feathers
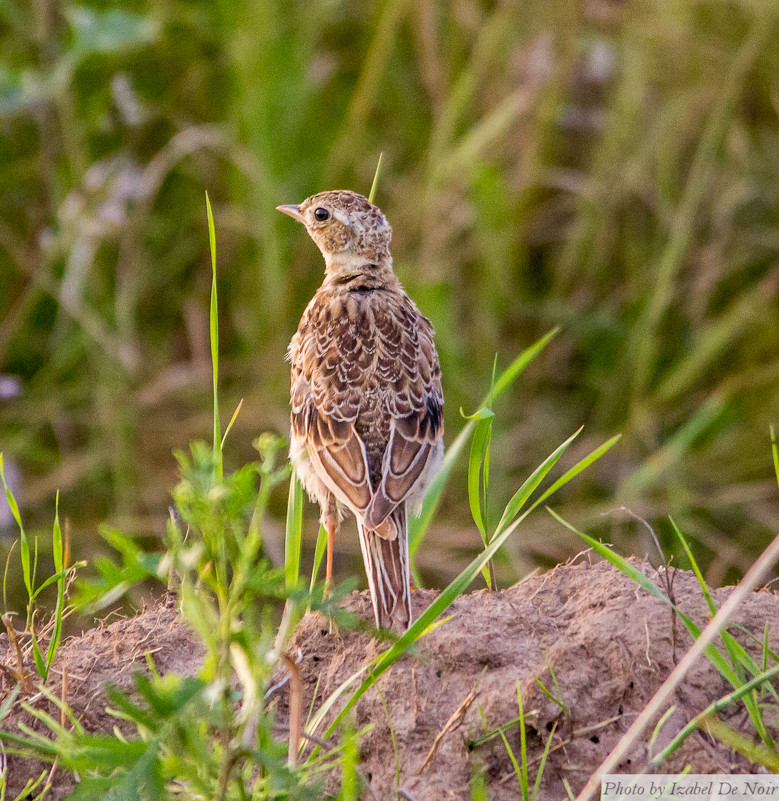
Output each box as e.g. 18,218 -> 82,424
290,372 -> 373,514
363,401 -> 440,530
307,408 -> 373,511
290,288 -> 443,533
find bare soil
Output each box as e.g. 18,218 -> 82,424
2,559 -> 778,799
0,594 -> 204,798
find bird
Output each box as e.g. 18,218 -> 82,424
278,190 -> 444,630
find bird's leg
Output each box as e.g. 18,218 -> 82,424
322,495 -> 339,598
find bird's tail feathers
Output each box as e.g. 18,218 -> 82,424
357,505 -> 412,630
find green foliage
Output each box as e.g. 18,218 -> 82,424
473,684 -> 556,801
3,396 -> 345,799
367,152 -> 383,204
74,524 -> 160,612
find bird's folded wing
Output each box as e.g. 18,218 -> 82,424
303,407 -> 373,513
363,408 -> 438,532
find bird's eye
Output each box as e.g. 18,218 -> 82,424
313,207 -> 330,221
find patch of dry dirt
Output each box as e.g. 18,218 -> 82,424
276,559 -> 779,799
1,560 -> 778,799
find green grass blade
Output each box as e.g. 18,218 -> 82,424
51,491 -> 62,575
648,705 -> 677,759
46,492 -> 65,671
651,661 -> 779,765
409,329 -> 559,559
470,713 -> 527,747
532,721 -> 557,801
530,434 -> 622,510
205,192 -> 221,480
0,454 -> 31,596
285,472 -> 304,589
483,354 -> 498,494
498,727 -> 523,796
340,725 -> 359,801
492,328 -> 558,397
471,759 -> 488,801
533,675 -> 568,716
31,537 -> 38,601
494,427 -> 583,538
517,681 -> 529,801
771,425 -> 779,488
306,663 -> 371,742
368,152 -> 383,203
3,539 -> 16,610
672,517 -> 774,747
670,518 -> 716,615
31,634 -> 46,681
757,624 -> 779,704
467,413 -> 493,544
701,716 -> 779,772
0,684 -> 20,723
549,508 -> 675,602
309,524 -> 327,596
220,398 -> 243,451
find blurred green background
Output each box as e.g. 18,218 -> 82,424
1,0 -> 778,607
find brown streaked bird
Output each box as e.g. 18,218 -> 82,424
278,190 -> 444,629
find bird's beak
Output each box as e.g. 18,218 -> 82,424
276,204 -> 305,223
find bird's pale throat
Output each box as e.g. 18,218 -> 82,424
324,252 -> 395,288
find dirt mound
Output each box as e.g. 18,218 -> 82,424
277,559 -> 779,799
2,560 -> 778,799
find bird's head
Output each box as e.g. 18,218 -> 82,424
277,190 -> 393,280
